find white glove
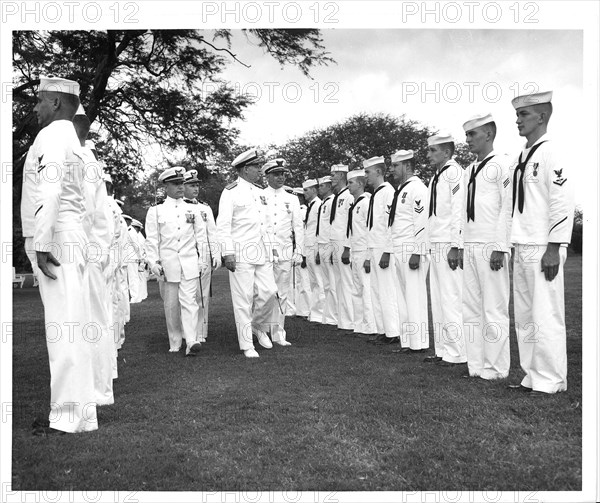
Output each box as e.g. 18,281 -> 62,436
292,252 -> 303,266
151,263 -> 164,277
211,256 -> 220,270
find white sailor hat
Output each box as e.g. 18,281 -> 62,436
463,113 -> 494,132
330,164 -> 349,173
184,169 -> 200,184
75,104 -> 86,116
362,156 -> 385,169
292,187 -> 304,195
39,75 -> 80,96
262,158 -> 288,175
428,131 -> 455,146
122,214 -> 133,221
512,90 -> 553,110
131,219 -> 143,228
232,148 -> 264,169
391,150 -> 414,163
347,169 -> 365,180
317,176 -> 332,185
158,166 -> 186,183
302,179 -> 318,189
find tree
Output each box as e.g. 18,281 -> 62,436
12,29 -> 333,271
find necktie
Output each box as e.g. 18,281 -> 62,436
304,200 -> 315,228
512,141 -> 547,216
466,155 -> 495,222
388,179 -> 413,227
367,184 -> 386,230
330,187 -> 348,224
347,194 -> 366,238
428,165 -> 451,217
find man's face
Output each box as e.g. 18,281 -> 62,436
184,182 -> 200,200
243,163 -> 262,183
347,177 -> 364,197
331,171 -> 346,189
165,180 -> 185,199
515,106 -> 542,138
427,145 -> 447,168
267,170 -> 286,189
317,182 -> 332,198
303,186 -> 317,201
390,162 -> 405,182
33,92 -> 56,129
364,165 -> 380,188
465,127 -> 488,155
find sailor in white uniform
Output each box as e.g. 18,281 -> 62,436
461,113 -> 512,380
508,91 -> 574,394
301,179 -> 325,323
145,166 -> 207,356
346,169 -> 376,335
388,150 -> 430,352
329,164 -> 355,331
363,156 -> 401,345
130,219 -> 149,302
289,187 -> 311,317
425,132 -> 467,365
263,159 -> 304,345
216,148 -> 278,358
29,75 -> 97,434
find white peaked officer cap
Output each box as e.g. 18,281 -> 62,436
39,75 -> 80,96
330,164 -> 349,173
131,219 -> 143,228
262,158 -> 288,175
302,179 -> 318,189
158,166 -> 186,183
512,90 -> 553,110
362,156 -> 385,169
391,150 -> 414,163
232,148 -> 264,168
463,113 -> 494,132
75,104 -> 86,116
347,169 -> 365,180
122,214 -> 132,221
317,175 -> 332,185
183,169 -> 199,184
428,131 -> 455,146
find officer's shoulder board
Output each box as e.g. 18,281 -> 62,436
225,181 -> 238,190
198,199 -> 209,206
284,187 -> 295,195
253,182 -> 264,189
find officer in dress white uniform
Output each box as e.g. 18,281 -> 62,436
183,169 -> 219,343
315,176 -> 338,325
289,187 -> 311,317
508,91 -> 574,394
363,157 -> 401,344
216,148 -> 279,358
29,76 -> 97,434
145,167 -> 207,356
301,179 -> 325,323
262,159 -> 304,345
130,219 -> 149,302
329,164 -> 355,331
73,106 -> 116,407
425,133 -> 467,365
346,169 -> 377,335
460,113 -> 512,379
389,150 -> 430,352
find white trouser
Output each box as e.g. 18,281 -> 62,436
24,237 -> 39,278
161,277 -> 200,352
462,244 -> 510,379
196,266 -> 212,341
133,267 -> 148,302
369,248 -> 400,338
115,265 -> 129,349
35,230 -> 98,433
272,260 -> 292,342
317,242 -> 338,325
394,248 -> 430,350
351,250 -> 377,334
127,261 -> 140,303
228,261 -> 278,351
305,245 -> 325,322
429,242 -> 466,363
293,263 -> 311,317
513,244 -> 567,393
331,240 -> 354,330
88,262 -> 115,406
106,271 -> 119,379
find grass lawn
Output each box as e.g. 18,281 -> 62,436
11,254 -> 582,491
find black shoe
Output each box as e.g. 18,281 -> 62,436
375,336 -> 400,345
423,355 -> 443,363
435,360 -> 466,367
507,383 -> 532,392
529,390 -> 550,397
32,426 -> 66,437
31,417 -> 50,429
392,347 -> 412,354
368,334 -> 387,344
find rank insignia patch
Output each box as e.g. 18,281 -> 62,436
260,195 -> 267,205
553,168 -> 567,186
414,199 -> 424,213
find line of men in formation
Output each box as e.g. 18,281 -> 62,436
21,73 -> 574,436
